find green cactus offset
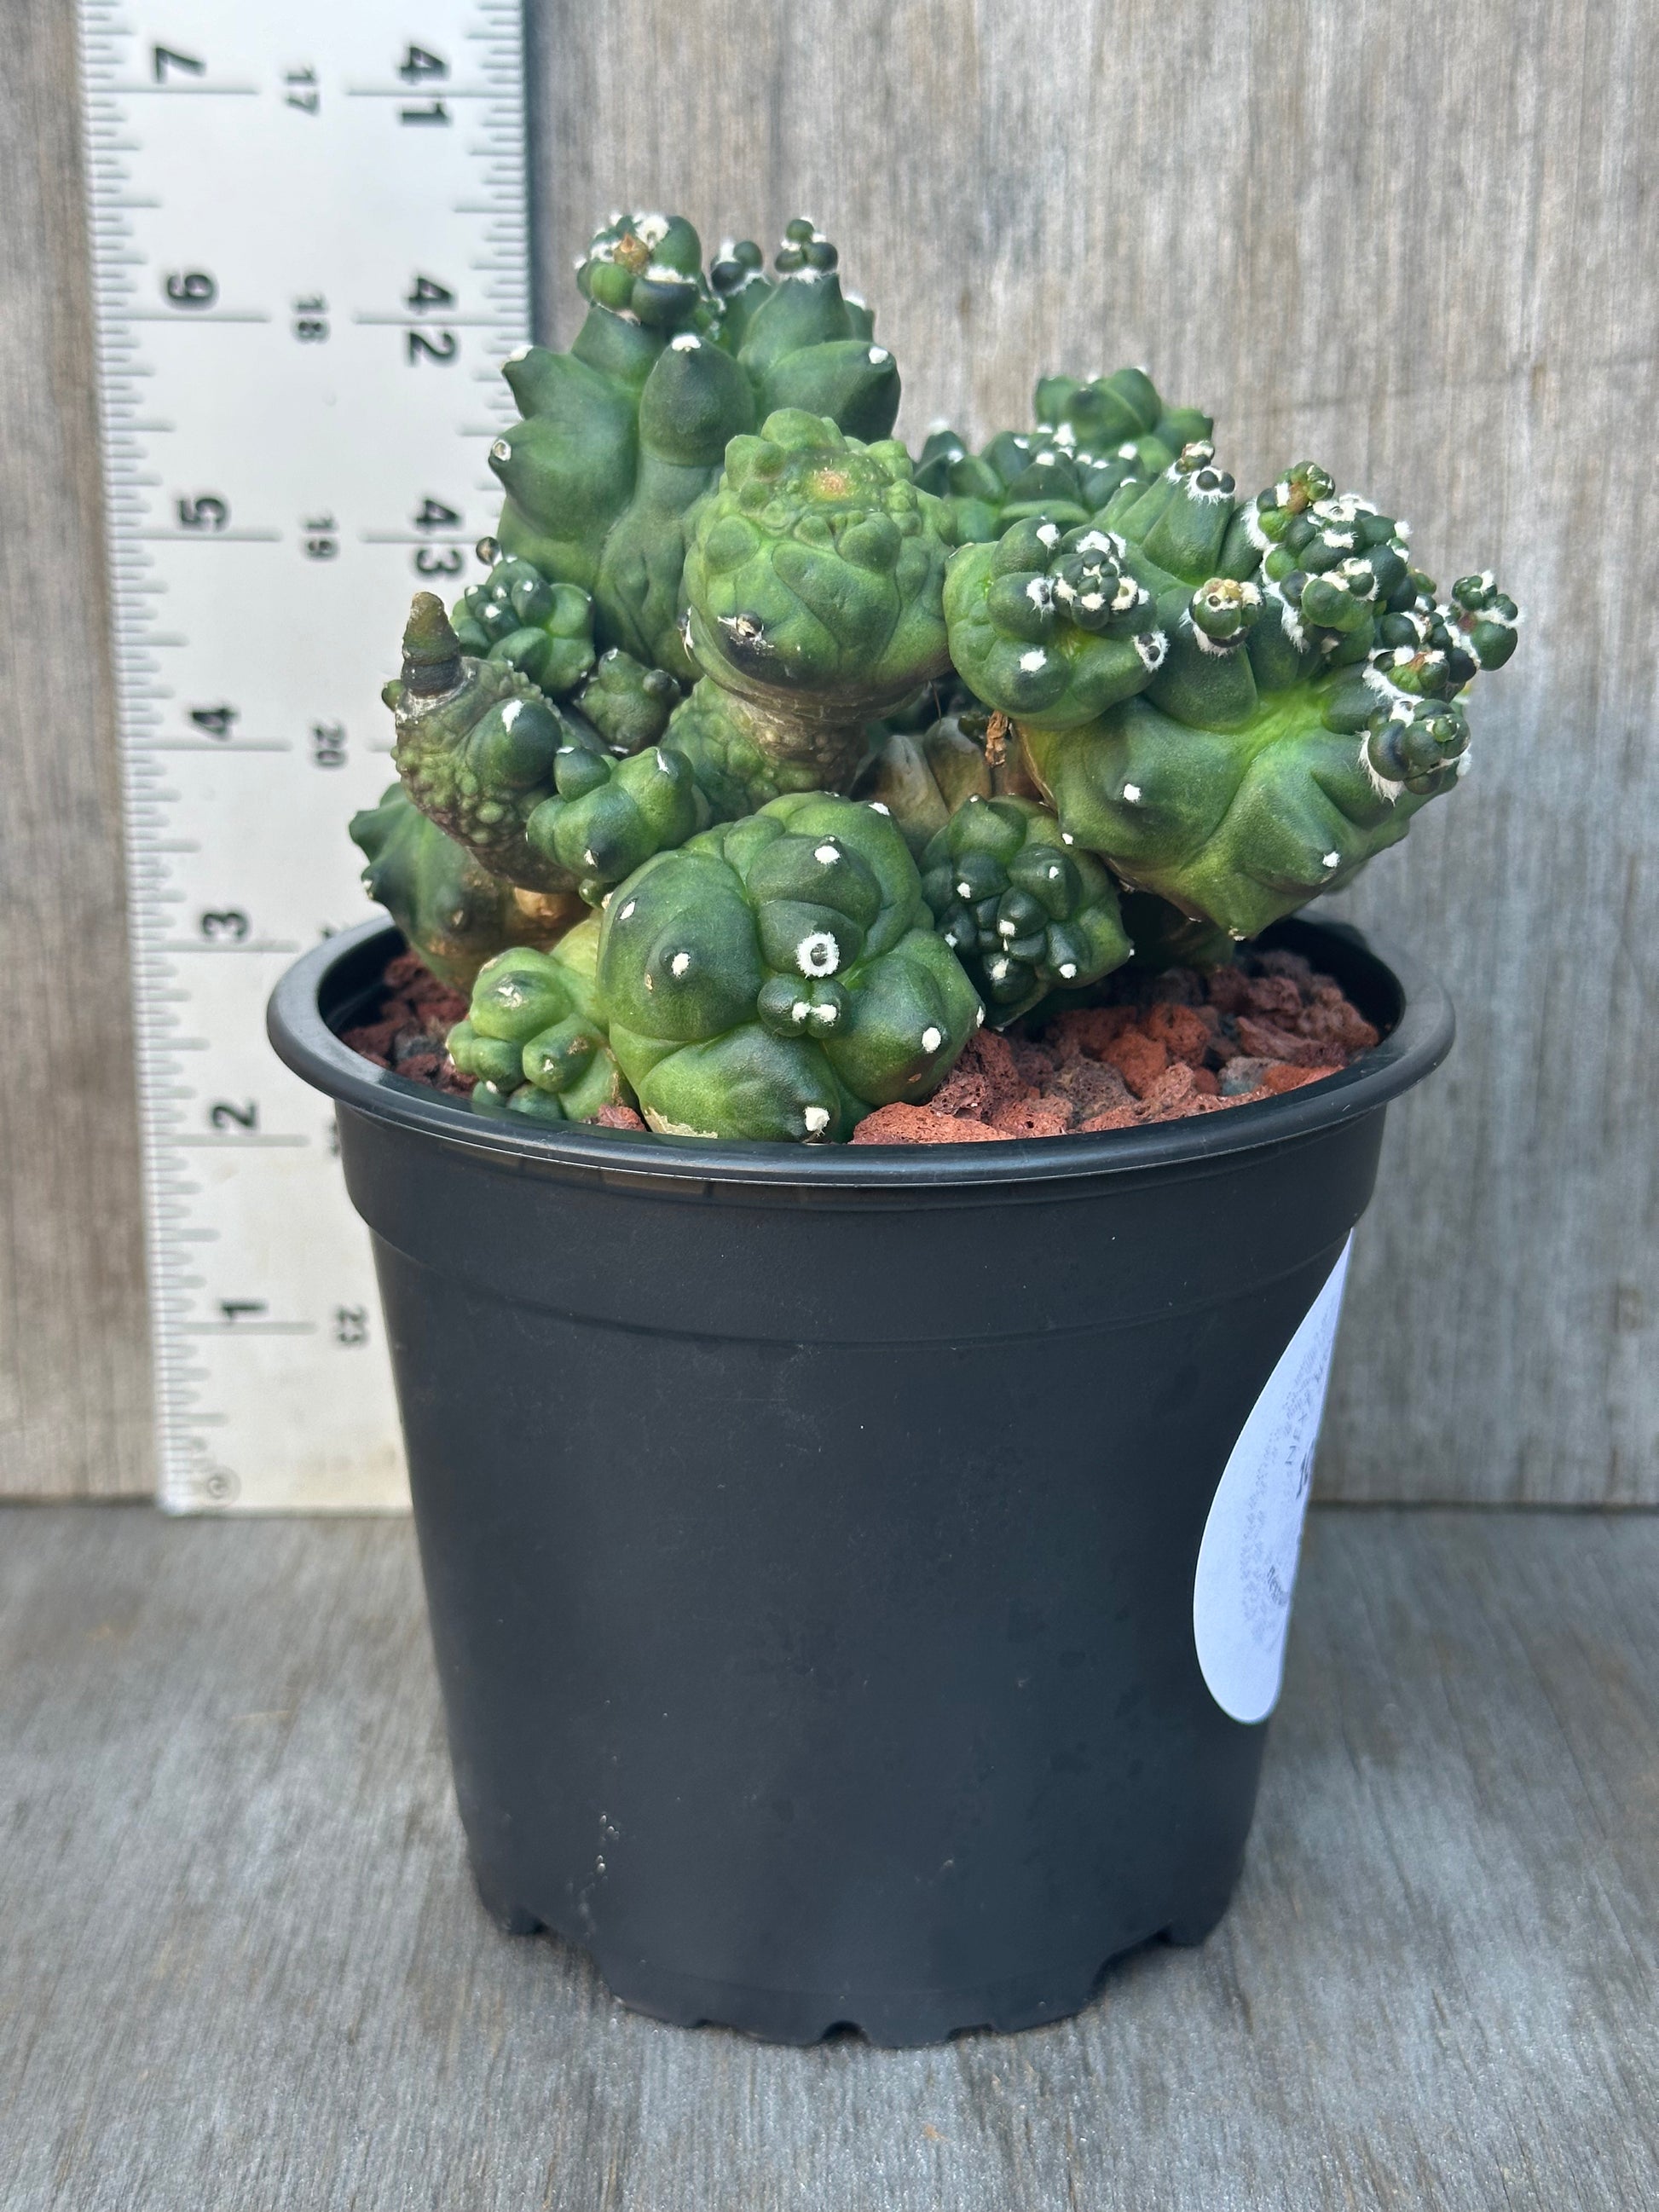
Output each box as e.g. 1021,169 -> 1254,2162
921,794 -> 1131,1025
597,794 -> 980,1141
446,919 -> 631,1123
916,367 -> 1211,543
358,205 -> 1522,1141
349,782 -> 582,991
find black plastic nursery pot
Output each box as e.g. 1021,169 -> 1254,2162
269,914 -> 1451,2046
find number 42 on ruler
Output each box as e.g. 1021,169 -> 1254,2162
80,0 -> 530,1510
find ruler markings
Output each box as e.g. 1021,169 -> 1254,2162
80,0 -> 531,1512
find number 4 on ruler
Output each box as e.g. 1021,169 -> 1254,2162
79,0 -> 531,1510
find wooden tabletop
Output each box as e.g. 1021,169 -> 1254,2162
3,1504 -> 1655,2209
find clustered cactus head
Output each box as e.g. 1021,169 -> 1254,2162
364,206 -> 1523,1141
575,211 -> 715,332
523,738 -> 705,908
451,559 -> 597,696
386,595 -> 578,896
349,782 -> 581,991
579,647 -> 682,754
917,366 -> 1213,545
488,211 -> 898,681
962,435 -> 1520,939
921,796 -> 1130,1022
683,411 -> 955,722
710,218 -> 899,439
596,794 -> 980,1141
447,921 -> 630,1123
944,517 -> 1166,728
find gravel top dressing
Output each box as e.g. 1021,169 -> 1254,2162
341,942 -> 1380,1144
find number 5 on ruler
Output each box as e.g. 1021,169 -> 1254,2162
79,0 -> 530,1510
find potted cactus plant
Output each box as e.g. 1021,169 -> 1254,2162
270,211 -> 1517,2045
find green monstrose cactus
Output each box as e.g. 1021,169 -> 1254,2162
446,920 -> 631,1123
595,794 -> 980,1141
948,442 -> 1519,937
451,557 -> 598,696
921,795 -> 1130,1024
487,213 -> 899,682
387,593 -> 589,897
579,645 -> 682,754
350,782 -> 581,990
679,407 -> 957,795
395,407 -> 957,907
917,367 -> 1211,543
365,202 -> 1522,1141
388,592 -> 712,906
454,554 -> 683,747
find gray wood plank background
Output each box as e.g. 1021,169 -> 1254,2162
0,3 -> 153,1498
4,1505 -> 1656,2209
2,0 -> 1653,1500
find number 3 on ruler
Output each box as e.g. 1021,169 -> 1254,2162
81,0 -> 530,1510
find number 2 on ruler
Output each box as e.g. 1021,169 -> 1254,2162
79,0 -> 529,1508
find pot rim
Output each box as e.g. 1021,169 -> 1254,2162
268,913 -> 1453,1191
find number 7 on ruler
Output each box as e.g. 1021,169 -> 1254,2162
78,0 -> 531,1510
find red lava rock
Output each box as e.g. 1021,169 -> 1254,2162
1234,1014 -> 1340,1067
1205,967 -> 1253,1016
1218,1055 -> 1274,1097
928,1063 -> 991,1119
1257,948 -> 1315,984
1295,1000 -> 1348,1049
347,1013 -> 397,1060
595,1103 -> 647,1130
1045,1005 -> 1136,1059
1049,1054 -> 1132,1118
1007,1036 -> 1058,1088
947,1029 -> 1030,1118
851,1104 -> 1009,1145
1078,1103 -> 1142,1132
1142,1002 -> 1211,1068
1261,1061 -> 1344,1094
1140,1062 -> 1201,1115
340,955 -> 474,1089
1192,1066 -> 1220,1096
1299,998 -> 1382,1055
1103,1029 -> 1170,1099
1243,973 -> 1305,1022
990,1099 -> 1074,1138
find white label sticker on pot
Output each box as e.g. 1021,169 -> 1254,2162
1193,1238 -> 1353,1724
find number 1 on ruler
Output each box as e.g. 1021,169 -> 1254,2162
78,0 -> 531,1510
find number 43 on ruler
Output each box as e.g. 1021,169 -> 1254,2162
79,0 -> 530,1510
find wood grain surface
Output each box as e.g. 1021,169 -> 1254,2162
3,1504 -> 1655,2209
3,0 -> 1654,1499
533,1 -> 1659,1498
0,5 -> 153,1497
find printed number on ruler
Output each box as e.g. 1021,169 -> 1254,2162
78,1 -> 529,1510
